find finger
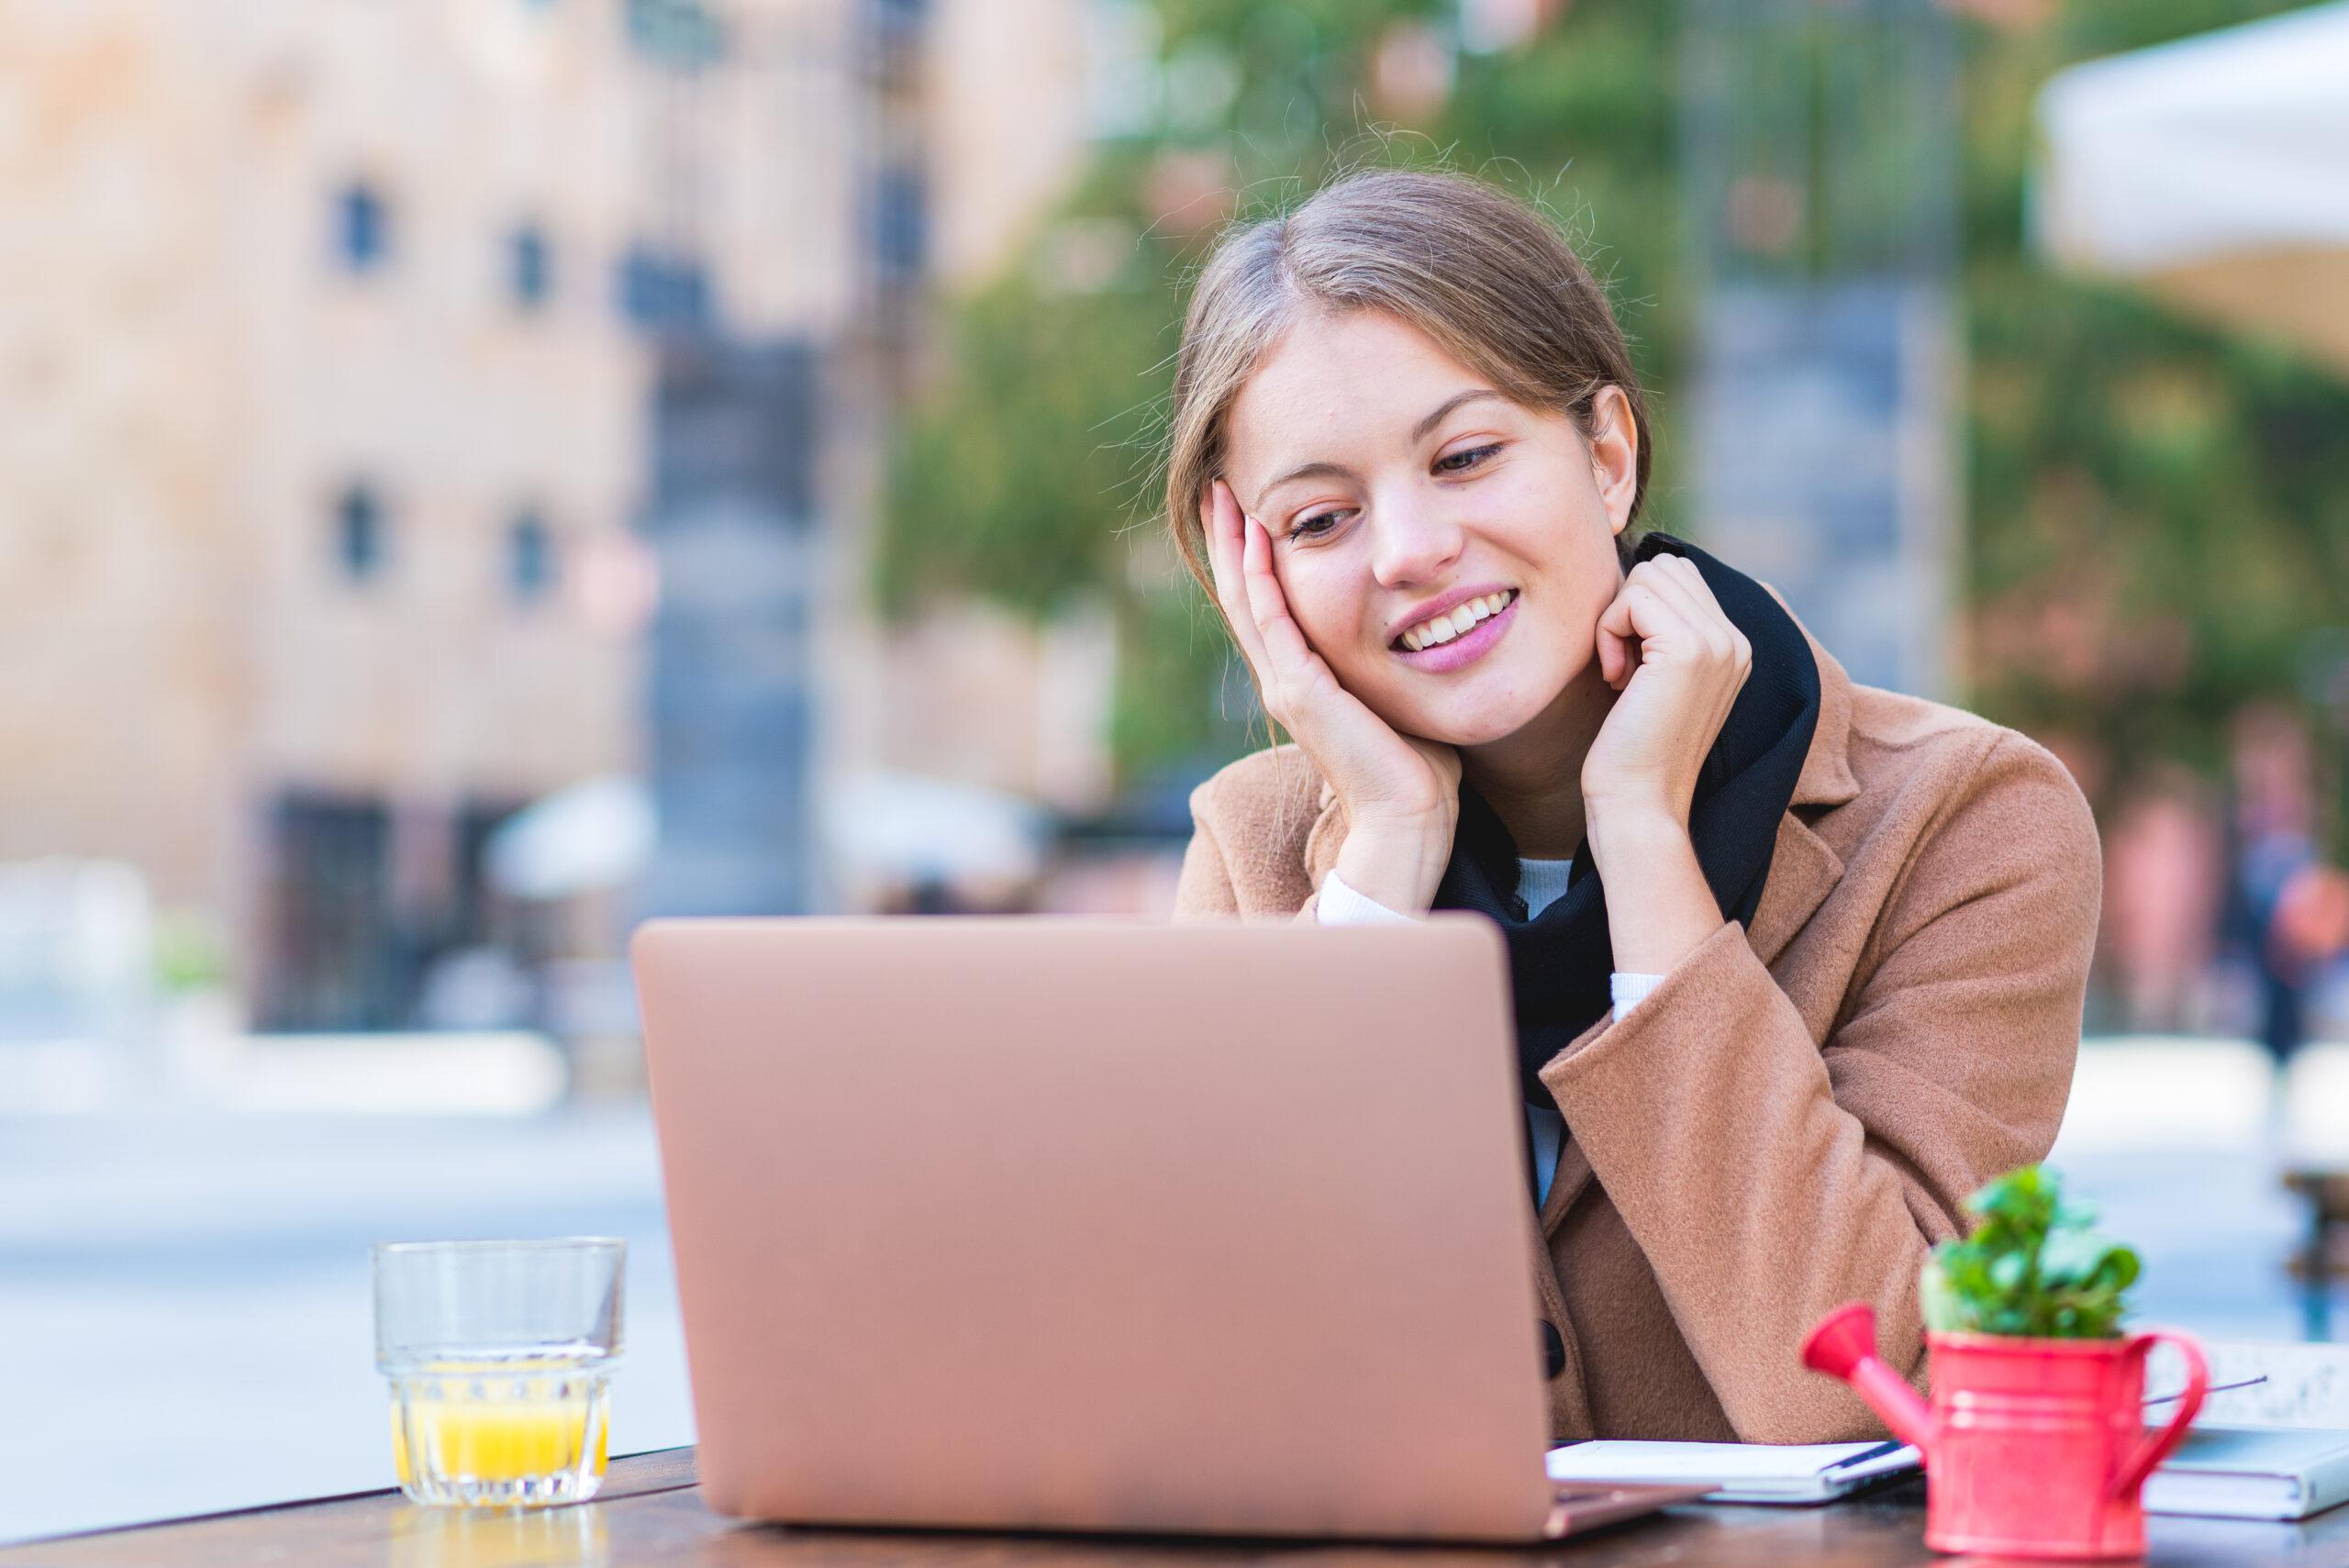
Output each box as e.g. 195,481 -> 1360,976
1595,583 -> 1650,690
1600,577 -> 1686,644
1653,556 -> 1732,636
1602,579 -> 1698,687
1666,559 -> 1750,669
1623,562 -> 1730,661
1664,553 -> 1722,613
1241,514 -> 1319,679
1626,558 -> 1708,626
1204,486 -> 1259,662
1597,620 -> 1631,689
1204,482 -> 1275,673
1199,482 -> 1229,585
1202,480 -> 1245,604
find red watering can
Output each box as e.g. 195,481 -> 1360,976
1801,1301 -> 2207,1560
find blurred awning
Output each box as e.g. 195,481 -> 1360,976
2032,3 -> 2349,375
484,777 -> 657,901
823,770 -> 1049,885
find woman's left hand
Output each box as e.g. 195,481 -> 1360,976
1580,554 -> 1753,835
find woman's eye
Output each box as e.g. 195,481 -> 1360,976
1286,451 -> 1497,539
1437,443 -> 1502,473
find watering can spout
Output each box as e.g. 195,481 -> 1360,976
1800,1302 -> 1938,1456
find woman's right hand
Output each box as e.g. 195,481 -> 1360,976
1203,478 -> 1462,914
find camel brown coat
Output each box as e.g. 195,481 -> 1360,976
1172,627 -> 2101,1443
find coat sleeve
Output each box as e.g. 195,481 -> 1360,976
1171,779 -> 1323,923
1537,731 -> 2100,1442
1172,806 -> 1241,920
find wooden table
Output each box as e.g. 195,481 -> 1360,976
4,1449 -> 2342,1567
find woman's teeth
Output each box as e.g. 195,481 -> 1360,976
1399,590 -> 1515,652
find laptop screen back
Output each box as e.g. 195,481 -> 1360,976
635,917 -> 1550,1540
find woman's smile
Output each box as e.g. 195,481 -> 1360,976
1391,588 -> 1520,673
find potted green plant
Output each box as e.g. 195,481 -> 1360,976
1801,1164 -> 2209,1560
1918,1163 -> 2141,1339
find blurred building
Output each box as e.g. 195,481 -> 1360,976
822,0 -> 1123,913
0,0 -> 903,1029
923,0 -> 1092,289
631,0 -> 917,925
1681,0 -> 1960,698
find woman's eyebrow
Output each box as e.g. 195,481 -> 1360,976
1252,460 -> 1354,515
1251,389 -> 1507,514
1411,388 -> 1504,441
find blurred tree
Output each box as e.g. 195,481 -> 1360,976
881,0 -> 2349,824
1959,0 -> 2349,828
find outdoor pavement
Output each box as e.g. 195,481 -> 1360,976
1,1039 -> 2343,1545
0,1110 -> 691,1542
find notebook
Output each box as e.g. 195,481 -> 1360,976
1545,1426 -> 2349,1518
1545,1440 -> 1920,1505
2142,1426 -> 2349,1521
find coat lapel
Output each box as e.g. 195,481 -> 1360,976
1744,812 -> 1843,969
1542,1129 -> 1598,1233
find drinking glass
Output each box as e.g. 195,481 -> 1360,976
373,1238 -> 625,1507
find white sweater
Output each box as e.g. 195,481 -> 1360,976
1317,860 -> 1662,1206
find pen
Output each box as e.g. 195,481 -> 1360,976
2143,1374 -> 2266,1406
1820,1439 -> 1909,1474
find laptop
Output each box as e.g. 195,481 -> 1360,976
632,916 -> 1703,1541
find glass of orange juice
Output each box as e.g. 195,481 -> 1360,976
372,1238 -> 624,1507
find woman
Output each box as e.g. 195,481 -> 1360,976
1163,169 -> 2100,1444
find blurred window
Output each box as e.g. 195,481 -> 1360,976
509,226 -> 553,310
618,247 -> 712,332
260,795 -> 404,1031
864,0 -> 926,62
627,0 -> 726,68
335,485 -> 386,582
336,183 -> 391,272
874,164 -> 926,280
508,511 -> 557,604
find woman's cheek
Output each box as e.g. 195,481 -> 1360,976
1286,568 -> 1358,665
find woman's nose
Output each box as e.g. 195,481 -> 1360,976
1368,499 -> 1465,587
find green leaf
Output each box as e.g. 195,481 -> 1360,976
1920,1253 -> 1968,1333
1917,1164 -> 2138,1340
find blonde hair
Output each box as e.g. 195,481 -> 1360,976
1160,167 -> 1652,606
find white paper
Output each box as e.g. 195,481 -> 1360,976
1547,1440 -> 1920,1501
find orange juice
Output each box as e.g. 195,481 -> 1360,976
387,1352 -> 612,1507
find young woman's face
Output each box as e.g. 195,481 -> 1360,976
1220,308 -> 1638,747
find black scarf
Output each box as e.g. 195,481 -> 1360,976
1431,533 -> 1821,1101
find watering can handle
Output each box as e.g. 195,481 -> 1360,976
2111,1329 -> 2208,1499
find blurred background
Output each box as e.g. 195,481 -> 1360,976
4,0 -> 2348,1541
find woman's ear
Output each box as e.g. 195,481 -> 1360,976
1586,385 -> 1640,538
